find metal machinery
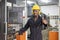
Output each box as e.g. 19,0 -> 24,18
7,5 -> 25,40
6,0 -> 27,40
0,0 -> 5,40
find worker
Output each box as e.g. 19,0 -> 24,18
19,4 -> 48,40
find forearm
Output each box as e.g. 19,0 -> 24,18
19,20 -> 30,35
19,27 -> 28,35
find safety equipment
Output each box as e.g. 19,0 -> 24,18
32,4 -> 41,14
32,4 -> 40,10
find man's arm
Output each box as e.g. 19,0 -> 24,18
19,20 -> 30,35
42,18 -> 48,29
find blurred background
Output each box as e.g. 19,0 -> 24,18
0,0 -> 60,40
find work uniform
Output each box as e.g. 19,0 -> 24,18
19,15 -> 47,40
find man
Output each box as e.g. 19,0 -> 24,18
19,4 -> 48,40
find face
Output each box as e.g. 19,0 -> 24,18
33,10 -> 40,16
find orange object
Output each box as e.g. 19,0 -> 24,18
49,31 -> 58,40
16,32 -> 26,40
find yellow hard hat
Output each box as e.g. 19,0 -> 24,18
32,4 -> 41,14
32,4 -> 40,10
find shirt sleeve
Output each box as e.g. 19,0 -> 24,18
19,20 -> 30,35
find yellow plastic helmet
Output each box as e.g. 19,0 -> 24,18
32,4 -> 41,14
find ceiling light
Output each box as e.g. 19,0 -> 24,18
23,1 -> 35,4
40,0 -> 51,3
7,2 -> 12,7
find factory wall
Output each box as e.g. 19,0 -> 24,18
59,0 -> 60,40
41,5 -> 59,15
41,5 -> 59,27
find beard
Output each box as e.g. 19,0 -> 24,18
33,14 -> 39,18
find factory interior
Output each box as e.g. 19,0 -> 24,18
0,0 -> 60,40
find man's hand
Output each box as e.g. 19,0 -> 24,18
42,19 -> 48,24
15,32 -> 19,35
